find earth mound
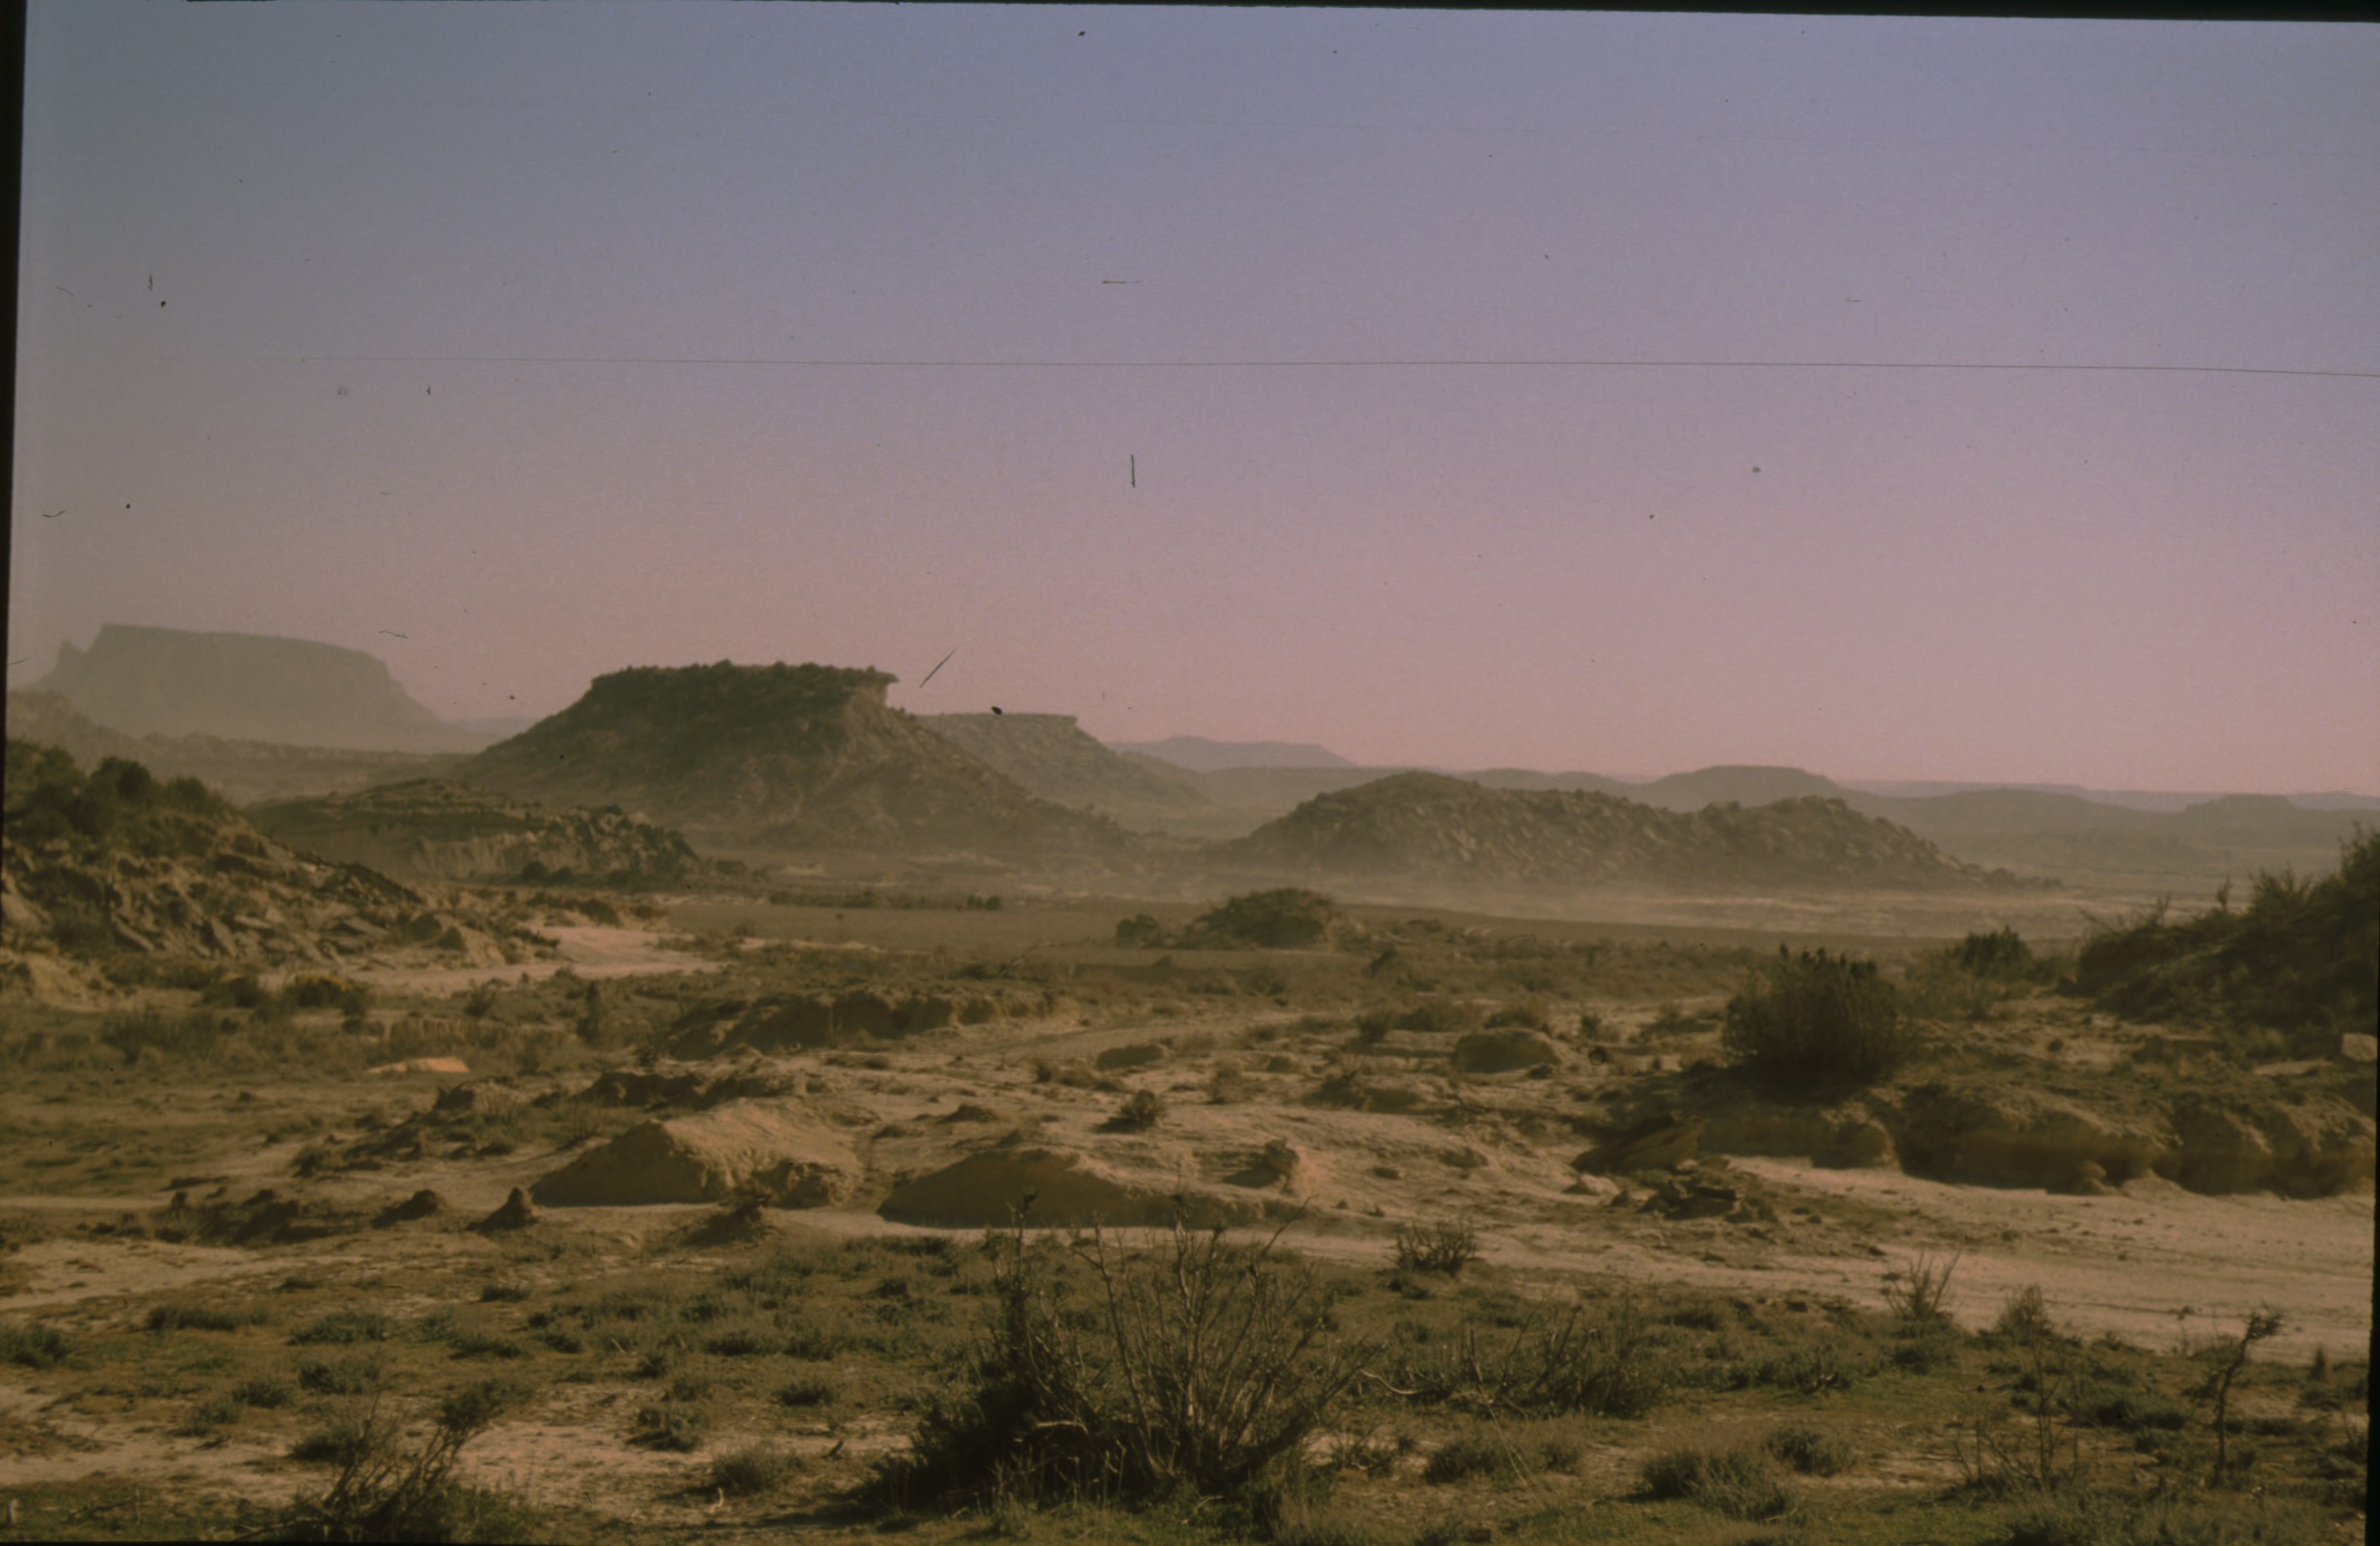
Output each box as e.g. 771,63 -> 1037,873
1215,772 -> 2012,893
878,1140 -> 1259,1229
248,780 -> 713,887
32,624 -> 489,752
2,741 -> 551,973
453,662 -> 1130,855
531,1100 -> 858,1207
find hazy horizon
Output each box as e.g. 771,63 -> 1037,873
12,5 -> 2378,797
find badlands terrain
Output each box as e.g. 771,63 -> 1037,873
0,634 -> 2371,1544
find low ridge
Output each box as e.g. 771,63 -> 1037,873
247,780 -> 715,887
1216,771 -> 2010,892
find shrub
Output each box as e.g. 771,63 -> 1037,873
630,1399 -> 709,1451
1191,889 -> 1341,949
1,1321 -> 71,1369
1421,1434 -> 1525,1484
1881,1253 -> 1960,1325
1108,1089 -> 1164,1132
293,1311 -> 393,1346
1954,928 -> 2035,980
1636,1441 -> 1795,1520
147,1302 -> 248,1332
867,1219 -> 1374,1510
1723,949 -> 1917,1091
1764,1423 -> 1855,1477
710,1445 -> 801,1498
1391,1222 -> 1480,1276
283,1376 -> 528,1543
1115,914 -> 1168,948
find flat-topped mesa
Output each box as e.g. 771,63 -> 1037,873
454,662 -> 1124,855
32,624 -> 489,753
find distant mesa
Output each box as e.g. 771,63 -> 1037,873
453,661 -> 1130,855
33,624 -> 491,754
1108,735 -> 1357,773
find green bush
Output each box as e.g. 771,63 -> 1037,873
1953,928 -> 2035,980
1191,889 -> 1341,949
2075,831 -> 2377,1034
1722,949 -> 1918,1092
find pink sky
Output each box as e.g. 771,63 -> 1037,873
11,6 -> 2378,793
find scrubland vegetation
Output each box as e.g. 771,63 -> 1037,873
2,738 -> 2369,1542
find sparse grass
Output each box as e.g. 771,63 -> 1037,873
1637,1439 -> 1797,1520
2,1320 -> 74,1369
1765,1421 -> 1856,1476
708,1444 -> 802,1498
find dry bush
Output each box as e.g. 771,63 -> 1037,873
1881,1252 -> 1960,1325
281,1374 -> 527,1542
1391,1221 -> 1480,1276
867,1218 -> 1374,1511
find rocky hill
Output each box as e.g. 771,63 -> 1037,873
453,663 -> 1129,856
4,690 -> 462,805
2,742 -> 553,977
920,713 -> 1220,833
247,780 -> 714,887
1213,772 -> 2012,892
32,624 -> 489,753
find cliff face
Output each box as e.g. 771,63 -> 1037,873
454,663 -> 1129,856
33,625 -> 488,753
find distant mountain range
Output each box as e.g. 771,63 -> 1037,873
10,623 -> 2366,896
29,624 -> 492,753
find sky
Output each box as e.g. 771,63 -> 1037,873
10,4 -> 2378,794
